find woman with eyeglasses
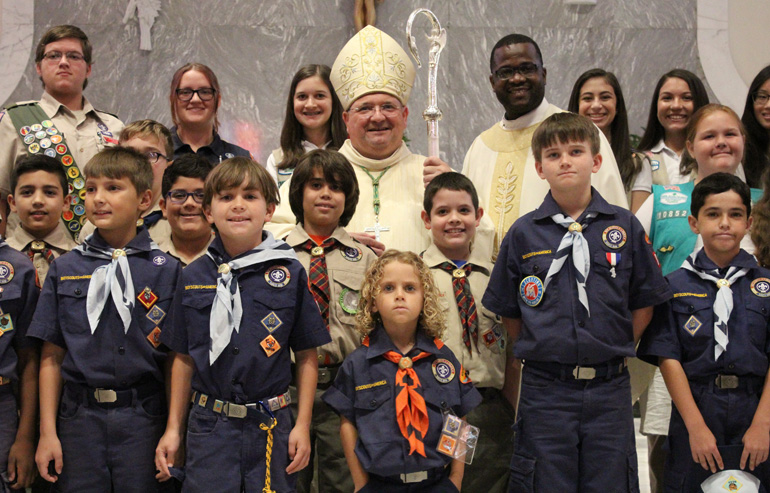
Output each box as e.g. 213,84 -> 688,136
741,65 -> 770,188
169,63 -> 251,165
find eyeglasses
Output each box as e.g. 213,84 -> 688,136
753,92 -> 770,106
348,103 -> 402,118
145,151 -> 169,164
493,63 -> 540,80
175,88 -> 216,102
166,190 -> 205,204
42,51 -> 86,63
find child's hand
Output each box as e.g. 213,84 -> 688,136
285,424 -> 310,474
348,233 -> 385,257
7,436 -> 36,488
155,430 -> 182,481
689,423 -> 723,473
35,434 -> 63,483
741,423 -> 770,470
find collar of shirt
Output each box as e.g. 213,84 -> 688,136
7,220 -> 77,253
171,126 -> 226,157
650,139 -> 679,159
365,325 -> 443,360
39,91 -> 97,124
285,223 -> 359,251
85,226 -> 155,254
207,231 -> 294,264
532,187 -> 616,222
339,139 -> 412,172
421,242 -> 491,275
500,98 -> 550,131
692,248 -> 757,272
301,140 -> 331,152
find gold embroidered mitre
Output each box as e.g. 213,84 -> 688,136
331,25 -> 415,110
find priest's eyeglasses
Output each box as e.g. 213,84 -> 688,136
166,190 -> 205,204
42,51 -> 86,63
349,103 -> 402,118
494,63 -> 540,80
145,151 -> 169,164
175,88 -> 217,102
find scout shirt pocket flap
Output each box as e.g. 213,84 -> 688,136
331,270 -> 362,321
253,290 -> 295,311
423,385 -> 461,414
671,295 -> 712,338
353,384 -> 393,436
58,279 -> 90,333
520,255 -> 552,279
0,282 -> 22,302
745,298 -> 769,346
180,288 -> 216,309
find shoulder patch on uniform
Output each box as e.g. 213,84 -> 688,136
152,255 -> 167,266
432,359 -> 456,383
751,278 -> 770,297
0,261 -> 14,284
521,249 -> 551,260
602,226 -> 627,249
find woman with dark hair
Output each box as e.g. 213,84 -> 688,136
637,69 -> 709,186
169,62 -> 251,165
741,64 -> 770,188
568,68 -> 650,211
265,64 -> 346,187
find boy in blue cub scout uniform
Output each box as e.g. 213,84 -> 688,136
0,239 -> 39,491
29,147 -> 181,492
284,149 -> 377,493
323,250 -> 482,493
483,113 -> 671,492
155,157 -> 330,493
638,173 -> 770,492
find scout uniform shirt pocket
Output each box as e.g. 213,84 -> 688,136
353,384 -> 393,440
181,288 -> 216,353
58,278 -> 90,333
744,298 -> 770,347
672,295 -> 713,360
0,283 -> 22,338
519,255 -> 554,308
330,270 -> 362,327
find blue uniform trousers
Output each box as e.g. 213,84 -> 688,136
665,379 -> 770,492
54,382 -> 170,492
508,366 -> 639,493
360,467 -> 458,492
0,391 -> 17,493
183,405 -> 294,493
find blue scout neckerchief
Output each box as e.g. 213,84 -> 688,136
75,233 -> 160,334
543,212 -> 596,315
680,253 -> 749,361
207,232 -> 296,365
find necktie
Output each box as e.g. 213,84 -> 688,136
543,212 -> 596,315
381,350 -> 432,457
28,240 -> 56,265
208,232 -> 297,365
75,236 -> 143,334
438,262 -> 477,354
681,253 -> 749,361
301,238 -> 338,330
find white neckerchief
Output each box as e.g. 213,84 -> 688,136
681,253 -> 749,361
207,232 -> 297,365
75,234 -> 159,335
543,212 -> 596,315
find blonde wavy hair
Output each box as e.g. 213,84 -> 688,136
356,250 -> 446,339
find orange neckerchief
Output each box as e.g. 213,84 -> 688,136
381,349 -> 432,456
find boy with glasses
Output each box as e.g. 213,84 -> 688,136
0,25 -> 124,239
156,154 -> 214,266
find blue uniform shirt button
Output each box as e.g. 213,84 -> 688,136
369,399 -> 377,407
728,364 -> 735,369
118,346 -> 125,355
231,378 -> 238,385
578,321 -> 585,327
75,288 -> 82,295
441,401 -> 448,408
533,265 -> 540,273
233,347 -> 239,355
688,305 -> 694,313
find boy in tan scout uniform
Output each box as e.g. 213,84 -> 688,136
420,172 -> 514,493
284,149 -> 376,493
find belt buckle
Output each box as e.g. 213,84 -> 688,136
716,375 -> 739,389
572,366 -> 596,380
400,470 -> 428,483
318,368 -> 331,385
224,403 -> 248,418
94,389 -> 118,403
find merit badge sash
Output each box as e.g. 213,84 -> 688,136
6,103 -> 99,239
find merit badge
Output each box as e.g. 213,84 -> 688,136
23,134 -> 35,145
459,366 -> 471,384
67,221 -> 81,232
39,138 -> 52,149
28,143 -> 40,154
41,119 -> 53,128
339,288 -> 359,315
602,226 -> 627,249
147,327 -> 162,348
62,210 -> 75,221
341,247 -> 362,262
55,144 -> 67,154
19,126 -> 31,136
519,275 -> 543,307
684,315 -> 702,336
432,358 -> 456,383
261,311 -> 283,333
67,165 -> 79,178
146,305 -> 166,325
44,148 -> 57,158
30,123 -> 43,132
606,252 -> 621,278
265,265 -> 290,288
751,278 -> 770,297
260,335 -> 281,357
50,134 -> 62,144
443,414 -> 462,437
79,189 -> 86,200
137,287 -> 158,309
73,177 -> 85,189
0,261 -> 14,285
152,255 -> 167,266
35,130 -> 46,140
0,314 -> 13,334
311,246 -> 324,257
46,127 -> 58,136
72,204 -> 85,216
